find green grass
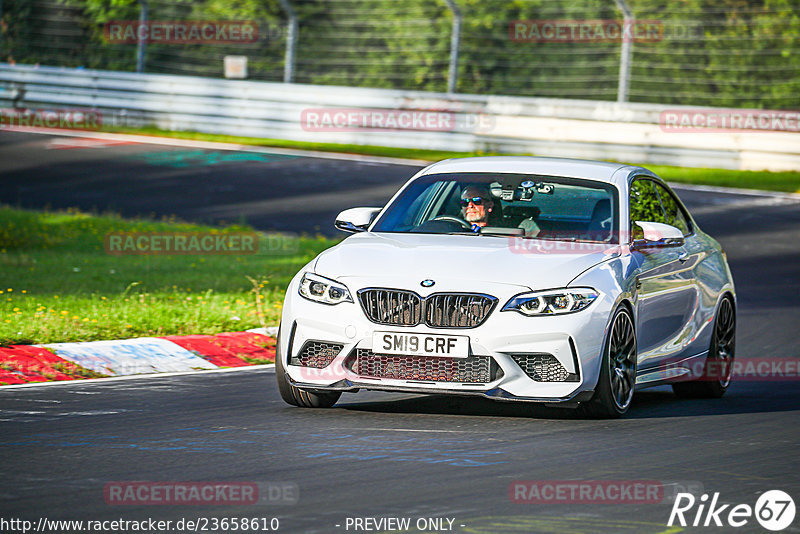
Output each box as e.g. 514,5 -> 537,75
0,206 -> 341,345
104,126 -> 800,193
644,165 -> 800,193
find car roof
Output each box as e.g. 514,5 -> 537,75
418,156 -> 655,188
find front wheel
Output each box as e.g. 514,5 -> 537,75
274,328 -> 342,408
580,306 -> 637,418
672,295 -> 735,399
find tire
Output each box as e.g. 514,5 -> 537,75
672,295 -> 735,399
580,306 -> 637,418
274,327 -> 342,408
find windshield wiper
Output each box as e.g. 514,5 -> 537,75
522,236 -> 612,243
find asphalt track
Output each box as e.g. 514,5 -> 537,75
1,130 -> 800,533
0,130 -> 417,236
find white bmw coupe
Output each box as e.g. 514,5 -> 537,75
275,157 -> 736,417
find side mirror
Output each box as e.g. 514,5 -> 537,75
632,221 -> 685,249
334,207 -> 381,233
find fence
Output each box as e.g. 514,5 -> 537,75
1,64 -> 798,171
1,0 -> 798,109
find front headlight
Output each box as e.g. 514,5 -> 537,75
298,272 -> 353,305
502,288 -> 598,316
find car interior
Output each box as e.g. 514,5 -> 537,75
423,179 -> 615,242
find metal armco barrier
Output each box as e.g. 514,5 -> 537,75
1,63 -> 798,171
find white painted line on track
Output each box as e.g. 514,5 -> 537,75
688,195 -> 800,216
0,363 -> 274,391
6,127 -> 798,198
668,182 -> 800,200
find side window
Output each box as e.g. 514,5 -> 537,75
652,182 -> 692,236
629,179 -> 666,240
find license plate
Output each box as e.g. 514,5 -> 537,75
372,332 -> 469,358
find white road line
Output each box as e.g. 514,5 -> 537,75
0,364 -> 274,391
669,182 -> 800,200
7,127 -> 797,198
687,195 -> 800,216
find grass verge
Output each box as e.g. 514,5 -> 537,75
0,205 -> 340,345
103,126 -> 800,193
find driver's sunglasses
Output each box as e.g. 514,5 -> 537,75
460,196 -> 485,207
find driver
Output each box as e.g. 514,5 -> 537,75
460,185 -> 495,228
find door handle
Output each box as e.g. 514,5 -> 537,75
678,252 -> 689,263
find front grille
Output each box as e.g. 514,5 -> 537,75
425,293 -> 496,328
358,289 -> 496,329
510,353 -> 576,382
358,289 -> 422,326
290,340 -> 344,368
346,348 -> 499,383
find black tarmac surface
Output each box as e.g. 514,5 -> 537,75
1,130 -> 799,533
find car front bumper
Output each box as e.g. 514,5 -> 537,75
279,276 -> 613,403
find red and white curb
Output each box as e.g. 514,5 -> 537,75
0,327 -> 278,387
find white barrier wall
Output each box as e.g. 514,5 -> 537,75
1,64 -> 797,171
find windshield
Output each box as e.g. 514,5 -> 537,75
372,172 -> 619,243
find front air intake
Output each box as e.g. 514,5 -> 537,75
346,348 -> 500,383
290,340 -> 344,368
510,353 -> 577,382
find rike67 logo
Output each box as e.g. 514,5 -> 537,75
668,490 -> 796,531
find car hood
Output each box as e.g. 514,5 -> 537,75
313,232 -> 617,291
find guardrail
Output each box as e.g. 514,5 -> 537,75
1,64 -> 798,171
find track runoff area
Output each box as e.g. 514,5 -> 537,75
0,129 -> 799,533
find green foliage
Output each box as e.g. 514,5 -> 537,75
2,0 -> 798,105
629,179 -> 665,239
0,205 -> 341,345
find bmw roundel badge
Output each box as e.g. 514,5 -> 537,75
421,279 -> 435,288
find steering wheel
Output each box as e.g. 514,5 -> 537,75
431,215 -> 473,230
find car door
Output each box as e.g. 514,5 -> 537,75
629,178 -> 697,370
650,180 -> 706,362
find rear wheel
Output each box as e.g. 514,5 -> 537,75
274,328 -> 342,408
580,306 -> 637,418
672,296 -> 735,399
